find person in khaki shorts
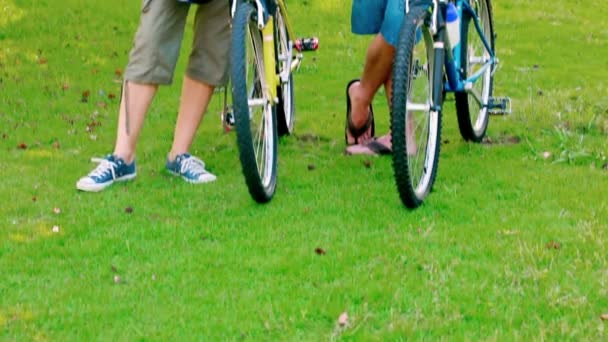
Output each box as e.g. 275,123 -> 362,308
76,0 -> 230,192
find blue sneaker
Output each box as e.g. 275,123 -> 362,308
76,155 -> 136,192
165,153 -> 216,184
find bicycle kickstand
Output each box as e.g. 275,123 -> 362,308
216,85 -> 235,132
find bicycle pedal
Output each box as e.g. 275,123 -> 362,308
488,96 -> 512,115
294,37 -> 319,52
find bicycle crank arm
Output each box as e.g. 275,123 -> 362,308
290,54 -> 303,72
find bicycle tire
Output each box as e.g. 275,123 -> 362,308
275,5 -> 295,136
455,0 -> 495,142
231,2 -> 278,203
391,5 -> 441,209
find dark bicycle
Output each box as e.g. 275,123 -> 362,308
391,0 -> 511,208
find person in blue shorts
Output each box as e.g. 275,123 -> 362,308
345,0 -> 405,155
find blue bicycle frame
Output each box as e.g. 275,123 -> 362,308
443,0 -> 496,93
409,0 -> 496,96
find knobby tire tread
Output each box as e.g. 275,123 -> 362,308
391,5 -> 441,209
455,0 -> 495,142
231,3 -> 278,203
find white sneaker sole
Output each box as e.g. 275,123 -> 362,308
166,170 -> 217,184
76,174 -> 136,192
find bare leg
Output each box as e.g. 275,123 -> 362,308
346,47 -> 416,155
376,68 -> 416,155
113,81 -> 158,163
373,77 -> 394,149
168,75 -> 215,161
347,34 -> 395,145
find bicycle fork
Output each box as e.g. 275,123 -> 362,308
432,17 -> 447,114
262,19 -> 279,104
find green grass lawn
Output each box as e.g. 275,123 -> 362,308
1,0 -> 607,340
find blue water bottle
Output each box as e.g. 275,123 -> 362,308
446,3 -> 460,47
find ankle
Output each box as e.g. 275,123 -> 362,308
349,81 -> 373,104
113,152 -> 135,164
349,86 -> 372,123
168,151 -> 187,162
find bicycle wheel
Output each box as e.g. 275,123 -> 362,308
275,5 -> 295,136
391,5 -> 441,209
231,2 -> 278,203
455,0 -> 495,142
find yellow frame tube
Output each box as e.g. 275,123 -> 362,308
262,17 -> 278,101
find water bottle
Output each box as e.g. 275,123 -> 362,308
446,3 -> 460,47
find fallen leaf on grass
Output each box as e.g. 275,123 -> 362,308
81,90 -> 90,103
338,312 -> 349,327
52,225 -> 60,233
113,275 -> 122,284
315,247 -> 326,255
363,160 -> 372,168
307,164 -> 316,171
53,207 -> 61,214
125,207 -> 133,214
86,120 -> 101,132
546,241 -> 561,250
601,313 -> 608,321
17,142 -> 27,149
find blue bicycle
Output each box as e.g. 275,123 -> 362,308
391,0 -> 511,208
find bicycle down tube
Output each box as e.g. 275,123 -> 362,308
443,1 -> 496,94
406,0 -> 497,93
231,0 -> 302,106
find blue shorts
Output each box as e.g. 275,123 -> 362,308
351,0 -> 405,47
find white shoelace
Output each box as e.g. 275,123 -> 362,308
88,158 -> 117,180
180,156 -> 207,176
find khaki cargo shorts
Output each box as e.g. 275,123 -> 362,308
124,0 -> 231,86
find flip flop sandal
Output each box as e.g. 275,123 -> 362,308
345,138 -> 392,156
345,79 -> 375,146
